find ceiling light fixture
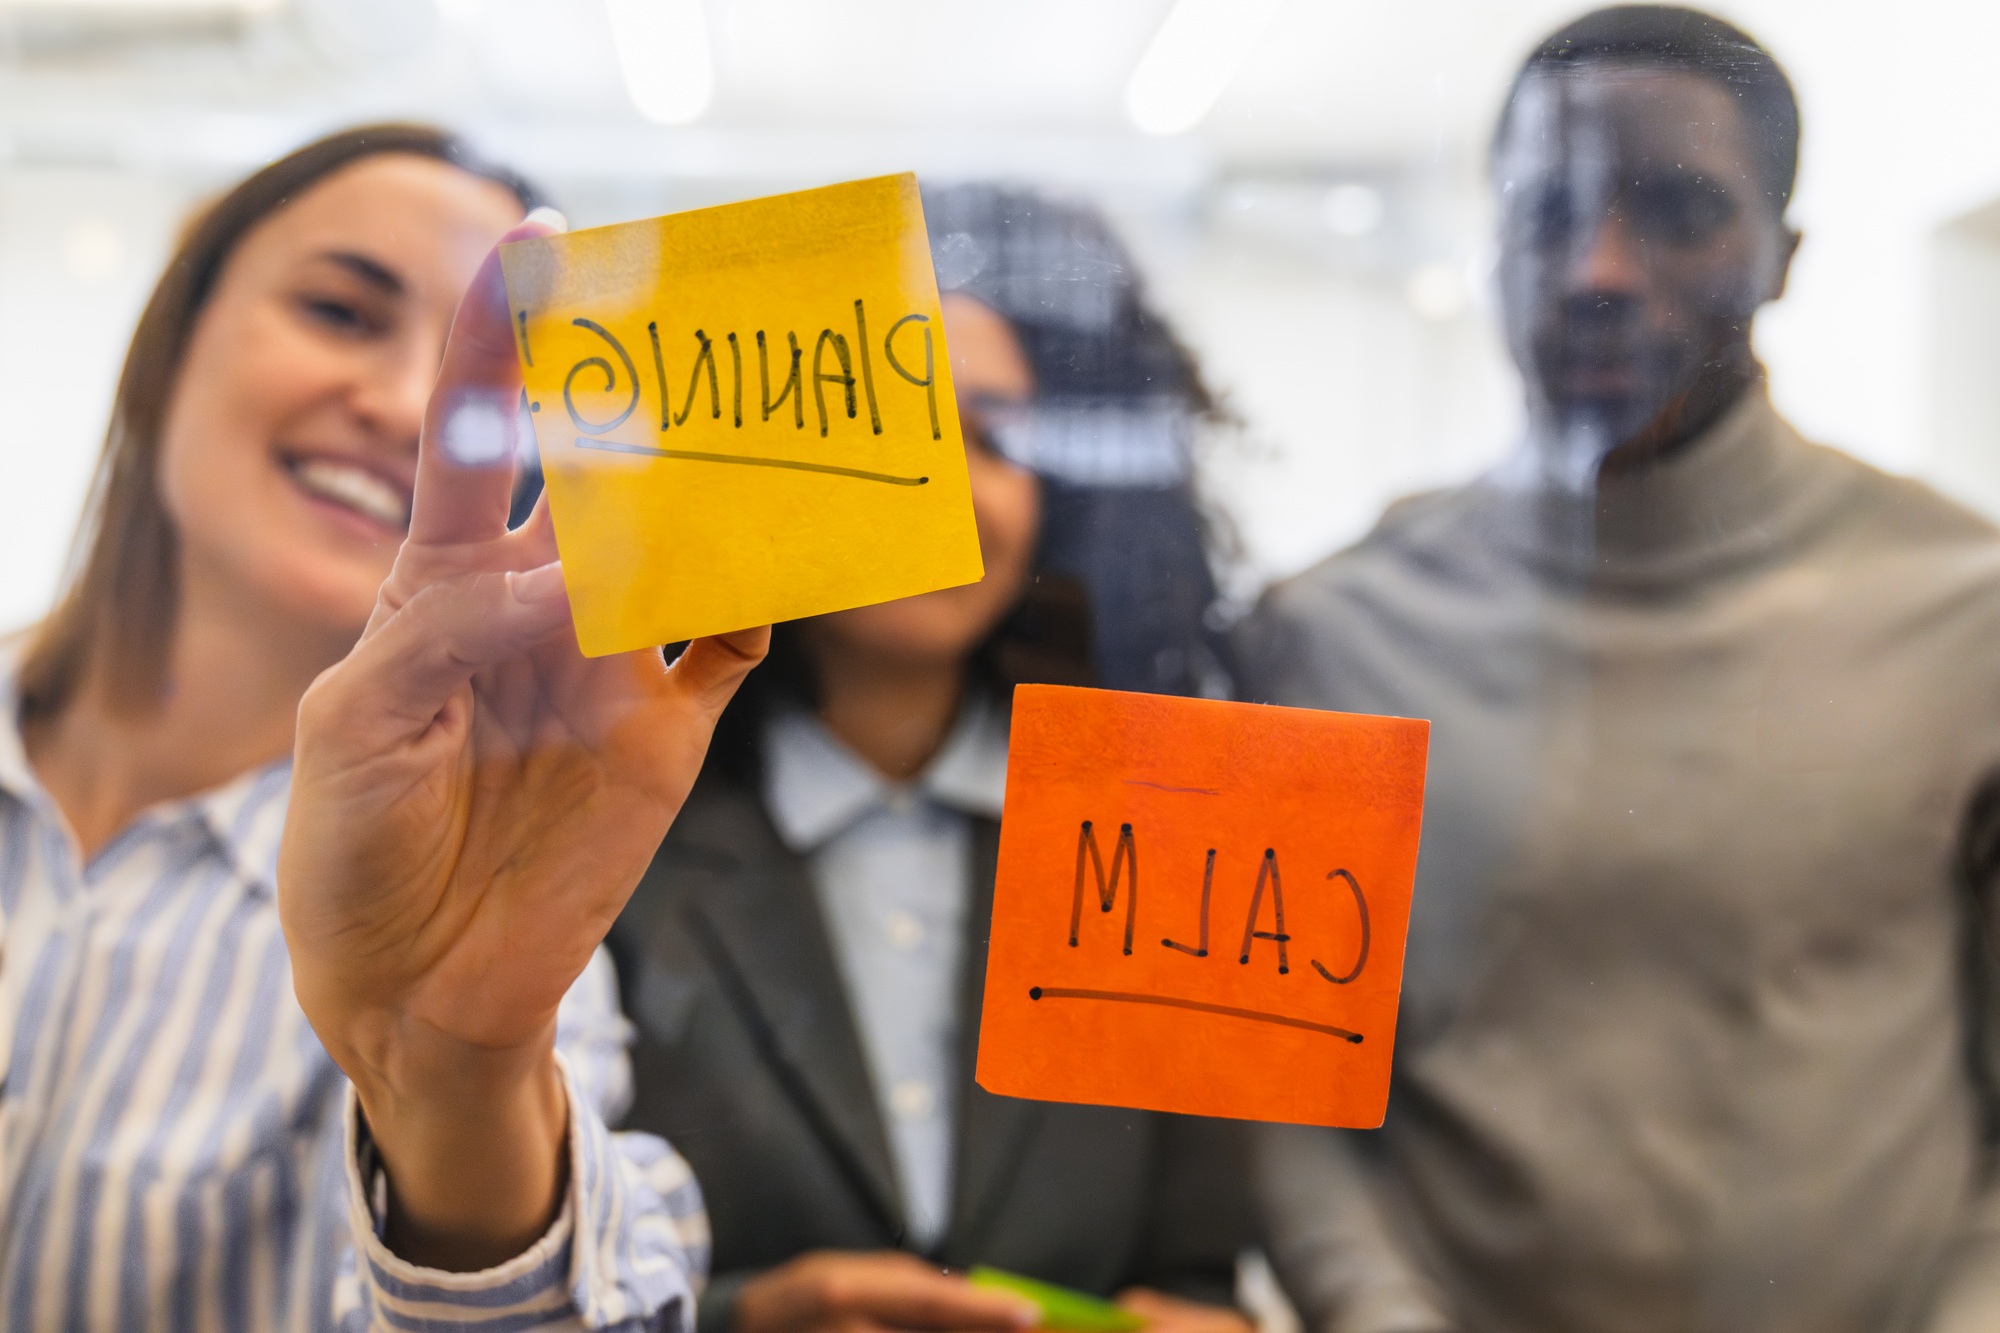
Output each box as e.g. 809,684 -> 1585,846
604,0 -> 714,126
1125,0 -> 1287,137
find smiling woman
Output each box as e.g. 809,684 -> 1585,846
20,127 -> 538,746
0,125 -> 729,1330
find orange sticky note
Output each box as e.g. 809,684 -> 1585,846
976,685 -> 1429,1128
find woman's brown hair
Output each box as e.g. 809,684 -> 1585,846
17,124 -> 542,722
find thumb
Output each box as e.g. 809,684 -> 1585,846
667,627 -> 771,718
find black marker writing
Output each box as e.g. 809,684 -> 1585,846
1069,820 -> 1138,956
647,322 -> 670,431
1028,986 -> 1362,1043
1311,869 -> 1370,985
1238,848 -> 1291,974
883,313 -> 940,440
576,437 -> 927,485
674,330 -> 721,427
564,318 -> 638,434
1046,824 -> 1376,1040
551,305 -> 945,448
812,329 -> 856,437
853,298 -> 883,435
1162,848 -> 1215,957
758,330 -> 804,429
727,332 -> 744,428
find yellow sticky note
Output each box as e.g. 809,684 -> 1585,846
499,173 -> 983,657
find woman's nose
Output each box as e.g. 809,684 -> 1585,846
353,340 -> 438,450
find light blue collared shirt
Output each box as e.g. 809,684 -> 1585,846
0,643 -> 707,1331
762,699 -> 1008,1249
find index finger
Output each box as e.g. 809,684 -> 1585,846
410,214 -> 561,548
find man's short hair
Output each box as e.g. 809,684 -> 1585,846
1493,4 -> 1801,212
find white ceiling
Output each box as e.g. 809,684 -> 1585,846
2,0 -> 2000,483
0,0 -> 1992,215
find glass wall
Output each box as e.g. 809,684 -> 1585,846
9,0 -> 1998,621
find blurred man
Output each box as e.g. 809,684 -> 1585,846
1237,7 -> 2000,1332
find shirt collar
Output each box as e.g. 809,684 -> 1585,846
191,762 -> 292,896
1474,384 -> 1833,591
763,693 -> 1009,853
0,633 -> 292,896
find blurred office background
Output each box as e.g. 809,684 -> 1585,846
5,0 -> 2000,628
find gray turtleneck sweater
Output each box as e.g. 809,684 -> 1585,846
1235,389 -> 2000,1333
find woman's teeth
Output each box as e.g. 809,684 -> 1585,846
291,458 -> 409,529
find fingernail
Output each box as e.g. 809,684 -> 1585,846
524,205 -> 569,233
509,561 -> 566,604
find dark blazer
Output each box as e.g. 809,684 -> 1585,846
608,767 -> 1249,1333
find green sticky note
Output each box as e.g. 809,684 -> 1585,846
967,1267 -> 1145,1333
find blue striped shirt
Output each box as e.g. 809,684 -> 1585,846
0,657 -> 708,1330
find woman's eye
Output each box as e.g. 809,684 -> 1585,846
297,293 -> 379,336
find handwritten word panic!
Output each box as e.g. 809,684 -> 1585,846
495,173 -> 985,657
524,298 -> 940,488
1032,819 -> 1373,1044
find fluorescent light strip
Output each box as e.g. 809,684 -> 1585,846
1125,0 -> 1288,137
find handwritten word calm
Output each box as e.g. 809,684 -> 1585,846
1065,819 -> 1371,985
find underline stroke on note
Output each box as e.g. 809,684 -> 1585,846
1027,986 -> 1363,1042
575,436 -> 930,486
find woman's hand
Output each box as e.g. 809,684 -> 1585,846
277,218 -> 767,1272
735,1252 -> 1038,1333
732,1257 -> 1255,1333
1115,1290 -> 1257,1333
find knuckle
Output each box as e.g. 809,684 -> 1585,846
294,669 -> 342,734
809,1271 -> 851,1313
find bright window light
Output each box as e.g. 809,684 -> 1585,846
604,0 -> 714,127
1125,0 -> 1287,136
